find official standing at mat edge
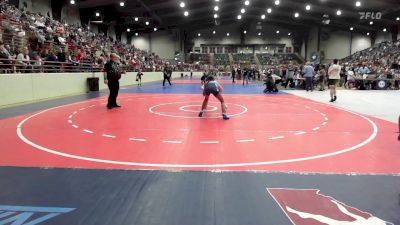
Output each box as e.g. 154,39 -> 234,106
104,53 -> 124,109
163,62 -> 173,86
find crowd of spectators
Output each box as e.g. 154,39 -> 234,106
339,39 -> 400,89
256,53 -> 302,65
214,54 -> 230,65
256,53 -> 275,65
0,0 -> 200,74
189,53 -> 210,64
232,53 -> 256,64
1,0 -> 399,90
191,39 -> 400,91
253,41 -> 400,90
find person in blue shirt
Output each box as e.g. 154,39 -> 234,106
358,64 -> 371,75
199,76 -> 229,120
303,62 -> 315,91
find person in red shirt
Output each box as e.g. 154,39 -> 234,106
76,48 -> 86,62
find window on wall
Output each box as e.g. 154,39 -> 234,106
209,47 -> 216,53
217,47 -> 223,54
202,47 -> 208,53
225,47 -> 230,53
231,47 -> 238,53
285,47 -> 292,53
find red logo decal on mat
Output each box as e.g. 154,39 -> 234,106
267,188 -> 393,225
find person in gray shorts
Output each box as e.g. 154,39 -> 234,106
198,76 -> 229,120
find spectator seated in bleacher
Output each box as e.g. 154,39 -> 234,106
15,47 -> 31,73
0,41 -> 13,73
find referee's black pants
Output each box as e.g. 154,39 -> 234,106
163,75 -> 172,86
107,80 -> 119,107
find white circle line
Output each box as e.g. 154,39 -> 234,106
129,138 -> 147,142
149,102 -> 248,119
236,139 -> 255,143
70,98 -> 329,142
200,141 -> 219,144
269,136 -> 285,140
179,105 -> 218,113
162,140 -> 182,144
16,97 -> 378,168
102,134 -> 116,138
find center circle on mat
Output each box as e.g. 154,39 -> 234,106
15,94 -> 378,168
149,102 -> 248,118
179,105 -> 217,113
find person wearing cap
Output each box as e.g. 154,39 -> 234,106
103,53 -> 123,109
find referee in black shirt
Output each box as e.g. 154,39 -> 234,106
103,53 -> 124,109
163,62 -> 173,86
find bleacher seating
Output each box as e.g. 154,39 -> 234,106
189,53 -> 209,64
0,1 -> 204,74
276,53 -> 302,64
214,54 -> 230,65
256,53 -> 274,65
256,53 -> 302,65
232,53 -> 255,64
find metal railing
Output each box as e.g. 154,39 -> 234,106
0,59 -> 202,74
0,59 -> 103,74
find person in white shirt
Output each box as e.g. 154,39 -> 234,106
16,47 -> 30,73
327,59 -> 341,102
345,69 -> 355,89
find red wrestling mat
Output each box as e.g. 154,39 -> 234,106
0,93 -> 399,174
